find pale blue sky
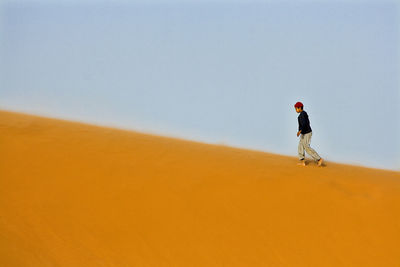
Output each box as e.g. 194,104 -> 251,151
1,0 -> 399,170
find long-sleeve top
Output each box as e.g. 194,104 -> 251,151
298,110 -> 312,134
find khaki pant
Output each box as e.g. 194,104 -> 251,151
298,132 -> 321,161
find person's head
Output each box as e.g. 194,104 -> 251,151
294,102 -> 303,113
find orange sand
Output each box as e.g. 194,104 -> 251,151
1,110 -> 399,266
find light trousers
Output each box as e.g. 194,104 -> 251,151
298,132 -> 321,161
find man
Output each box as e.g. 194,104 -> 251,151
294,102 -> 323,167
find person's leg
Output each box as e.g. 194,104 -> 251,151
298,135 -> 305,160
303,132 -> 321,161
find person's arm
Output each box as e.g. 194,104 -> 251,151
297,112 -> 309,136
297,116 -> 303,137
297,129 -> 302,137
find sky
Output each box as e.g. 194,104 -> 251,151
0,0 -> 399,170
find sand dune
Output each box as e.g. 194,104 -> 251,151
0,110 -> 399,266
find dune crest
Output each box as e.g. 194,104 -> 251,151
1,110 -> 399,266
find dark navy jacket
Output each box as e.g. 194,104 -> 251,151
298,111 -> 312,134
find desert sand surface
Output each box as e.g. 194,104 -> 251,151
1,110 -> 399,266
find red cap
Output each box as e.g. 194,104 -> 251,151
294,102 -> 303,108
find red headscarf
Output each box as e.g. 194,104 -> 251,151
294,102 -> 303,108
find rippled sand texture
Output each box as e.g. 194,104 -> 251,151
1,110 -> 399,266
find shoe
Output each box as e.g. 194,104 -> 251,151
317,158 -> 323,167
297,160 -> 306,166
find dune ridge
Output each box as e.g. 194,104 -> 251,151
1,110 -> 399,266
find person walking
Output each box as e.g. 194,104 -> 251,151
294,102 -> 323,166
